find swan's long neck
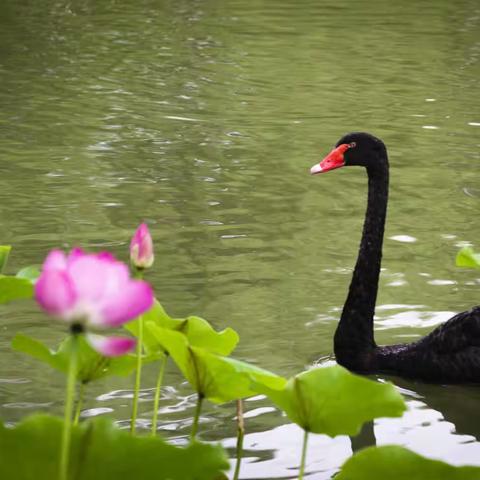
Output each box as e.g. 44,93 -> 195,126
335,162 -> 389,362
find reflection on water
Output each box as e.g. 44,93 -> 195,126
1,0 -> 480,477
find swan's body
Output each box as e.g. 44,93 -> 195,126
311,132 -> 480,383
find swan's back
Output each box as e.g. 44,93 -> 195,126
376,306 -> 480,383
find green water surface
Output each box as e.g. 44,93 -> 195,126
1,0 -> 479,478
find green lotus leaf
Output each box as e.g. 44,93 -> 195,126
0,246 -> 11,273
16,265 -> 40,282
127,300 -> 239,357
125,300 -> 183,356
456,247 -> 480,269
148,325 -> 285,403
0,275 -> 34,304
12,334 -> 137,383
176,315 -> 239,356
254,365 -> 406,436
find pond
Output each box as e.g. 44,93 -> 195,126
1,0 -> 480,478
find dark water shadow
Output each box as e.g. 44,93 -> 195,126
350,420 -> 376,452
350,375 -> 480,452
391,376 -> 480,440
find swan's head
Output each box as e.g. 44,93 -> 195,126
310,132 -> 387,175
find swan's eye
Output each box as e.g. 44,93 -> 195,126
348,142 -> 356,148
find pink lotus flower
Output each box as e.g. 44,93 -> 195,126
130,223 -> 154,269
35,248 -> 154,356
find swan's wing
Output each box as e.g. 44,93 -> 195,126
418,306 -> 480,354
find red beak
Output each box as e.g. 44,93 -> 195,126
310,143 -> 351,175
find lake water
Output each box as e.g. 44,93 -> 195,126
1,0 -> 480,478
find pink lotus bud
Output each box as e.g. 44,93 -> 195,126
130,223 -> 154,269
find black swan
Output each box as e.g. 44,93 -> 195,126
310,132 -> 480,383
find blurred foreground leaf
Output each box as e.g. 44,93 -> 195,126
337,445 -> 480,480
0,415 -> 229,480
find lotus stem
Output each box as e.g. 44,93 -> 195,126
130,314 -> 144,434
151,354 -> 167,436
73,381 -> 86,426
59,332 -> 78,480
233,399 -> 245,480
298,429 -> 309,480
190,393 -> 204,443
